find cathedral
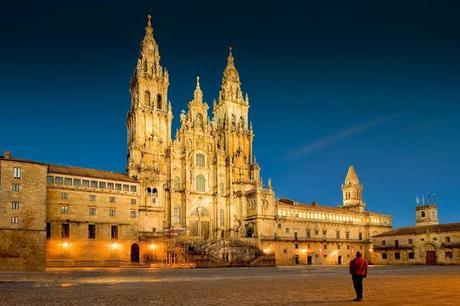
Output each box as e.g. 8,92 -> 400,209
0,16 -> 393,271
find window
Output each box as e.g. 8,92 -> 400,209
346,231 -> 350,239
196,174 -> 206,192
382,240 -> 386,246
111,225 -> 118,239
382,253 -> 387,259
420,238 -> 425,241
89,207 -> 96,216
294,232 -> 298,241
99,182 -> 106,189
47,176 -> 54,185
446,251 -> 453,259
11,201 -> 19,210
295,243 -> 299,249
73,179 -> 81,187
64,178 -> 72,186
446,236 -> 451,243
358,232 -> 363,240
122,184 -> 129,192
173,177 -> 180,190
220,209 -> 224,226
337,244 -> 341,249
347,245 -> 350,250
156,94 -> 162,109
395,240 -> 399,248
131,199 -> 137,205
173,206 -> 180,224
91,181 -> 98,188
61,192 -> 68,200
110,208 -> 117,217
46,223 -> 51,239
13,167 -> 21,179
421,211 -> 425,217
11,184 -> 20,192
315,230 -> 319,236
55,177 -> 63,185
277,223 -> 281,228
115,184 -> 122,191
322,230 -> 327,237
130,210 -> 137,218
82,180 -> 90,188
61,224 -> 70,238
285,227 -> 290,234
336,230 -> 340,239
324,244 -> 327,250
196,153 -> 206,167
11,216 -> 19,224
408,239 -> 413,245
88,224 -> 96,239
107,183 -> 114,190
144,90 -> 151,105
61,205 -> 69,214
394,252 -> 401,260
110,196 -> 116,203
306,229 -> 311,238
90,195 -> 96,202
130,185 -> 137,193
408,252 -> 415,259
433,237 -> 437,241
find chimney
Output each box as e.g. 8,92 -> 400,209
3,150 -> 11,159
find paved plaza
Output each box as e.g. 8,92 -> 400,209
0,265 -> 459,305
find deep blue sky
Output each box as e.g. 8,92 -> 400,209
1,1 -> 459,227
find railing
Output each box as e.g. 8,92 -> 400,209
258,235 -> 370,243
373,245 -> 414,250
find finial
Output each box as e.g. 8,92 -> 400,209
227,46 -> 234,63
229,46 -> 232,56
145,14 -> 153,35
196,76 -> 200,89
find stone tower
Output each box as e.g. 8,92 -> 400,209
415,196 -> 439,226
342,165 -> 365,212
127,15 -> 173,234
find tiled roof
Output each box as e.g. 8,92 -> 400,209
48,164 -> 136,183
373,222 -> 460,237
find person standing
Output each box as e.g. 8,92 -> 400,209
349,251 -> 368,301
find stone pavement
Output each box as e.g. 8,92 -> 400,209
0,265 -> 459,305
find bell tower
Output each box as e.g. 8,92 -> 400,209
342,165 -> 366,212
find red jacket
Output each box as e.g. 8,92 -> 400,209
349,257 -> 368,277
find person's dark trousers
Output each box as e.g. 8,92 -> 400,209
352,275 -> 364,300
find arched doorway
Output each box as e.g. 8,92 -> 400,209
246,226 -> 254,238
131,243 -> 140,263
421,242 -> 437,265
189,207 -> 210,239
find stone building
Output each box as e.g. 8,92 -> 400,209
0,16 -> 392,270
372,202 -> 460,265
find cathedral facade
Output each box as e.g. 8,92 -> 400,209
0,16 -> 393,270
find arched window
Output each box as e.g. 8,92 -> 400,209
421,211 -> 425,217
196,153 -> 206,167
173,206 -> 180,224
173,177 -> 180,190
196,113 -> 203,128
157,94 -> 162,109
196,174 -> 205,192
219,209 -> 224,226
144,91 -> 151,106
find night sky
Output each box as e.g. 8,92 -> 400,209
1,1 -> 459,227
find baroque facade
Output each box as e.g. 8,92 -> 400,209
0,16 -> 393,270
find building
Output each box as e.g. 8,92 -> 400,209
372,201 -> 460,265
0,16 -> 392,271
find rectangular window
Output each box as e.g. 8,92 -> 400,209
107,183 -> 114,190
277,223 -> 281,228
408,239 -> 413,244
446,236 -> 451,243
336,230 -> 340,239
295,243 -> 299,249
88,224 -> 96,239
131,199 -> 137,205
315,230 -> 319,236
306,229 -> 311,238
91,181 -> 98,188
90,195 -> 96,202
324,244 -> 327,250
337,244 -> 341,249
73,179 -> 81,187
358,232 -> 363,240
408,252 -> 415,259
285,227 -> 290,234
346,231 -> 350,239
61,224 -> 70,238
111,225 -> 118,239
123,184 -> 129,192
382,253 -> 387,259
110,196 -> 116,203
130,210 -> 137,218
55,176 -> 63,185
394,252 -> 401,260
47,176 -> 54,185
99,182 -> 106,189
13,167 -> 21,179
11,201 -> 19,210
11,216 -> 19,224
395,240 -> 399,248
294,232 -> 298,241
82,180 -> 90,188
89,207 -> 96,216
322,230 -> 327,237
11,184 -> 20,192
347,245 -> 350,250
64,178 -> 72,186
61,205 -> 69,214
130,185 -> 137,193
115,183 -> 122,191
46,223 -> 51,239
61,192 -> 68,200
110,208 -> 117,217
446,251 -> 453,259
382,240 -> 386,246
196,153 -> 206,167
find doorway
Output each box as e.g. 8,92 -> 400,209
426,251 -> 436,265
338,255 -> 342,265
295,255 -> 299,265
131,243 -> 140,263
307,256 -> 312,265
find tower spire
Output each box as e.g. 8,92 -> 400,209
193,76 -> 203,101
